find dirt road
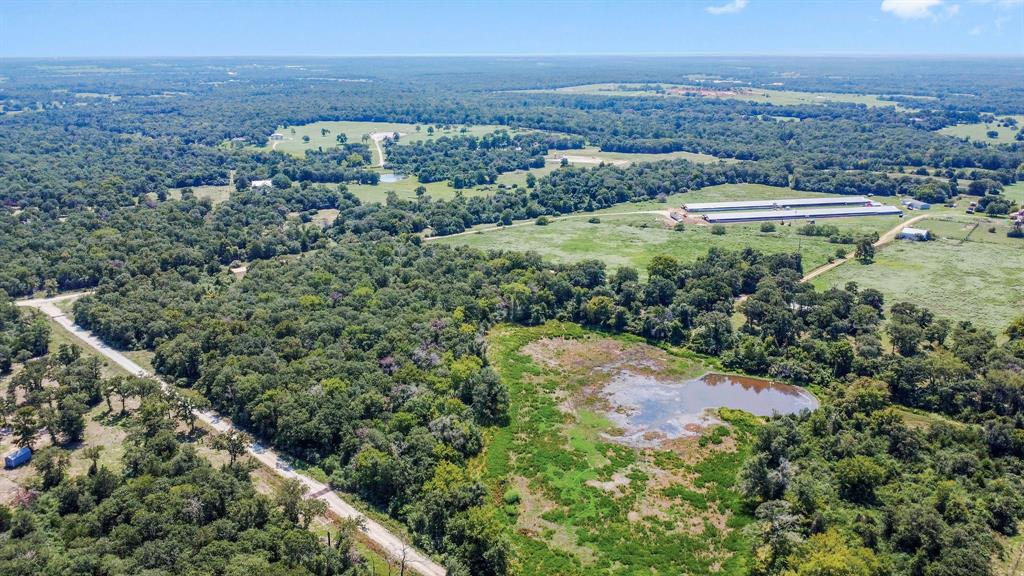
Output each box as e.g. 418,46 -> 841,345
370,132 -> 404,167
799,214 -> 927,283
16,293 -> 446,576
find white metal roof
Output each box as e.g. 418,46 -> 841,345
685,196 -> 871,212
704,205 -> 902,222
900,227 -> 929,236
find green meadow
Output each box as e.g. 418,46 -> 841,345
480,322 -> 756,575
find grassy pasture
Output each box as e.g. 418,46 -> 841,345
344,164 -> 561,203
548,146 -> 731,166
813,214 -> 1024,333
481,322 -> 755,575
529,83 -> 919,109
1002,181 -> 1024,204
938,115 -> 1024,145
261,120 -> 516,162
168,184 -> 233,205
436,184 -> 907,273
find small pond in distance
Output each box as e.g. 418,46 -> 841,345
601,372 -> 818,446
379,173 -> 407,183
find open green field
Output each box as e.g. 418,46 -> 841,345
1003,181 -> 1024,204
548,146 -> 731,166
168,184 -> 233,204
480,322 -> 755,575
435,184 -> 907,273
344,164 -> 561,203
526,83 -> 921,109
938,115 -> 1024,145
813,214 -> 1024,333
261,120 -> 517,162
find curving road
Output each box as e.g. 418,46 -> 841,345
16,293 -> 446,576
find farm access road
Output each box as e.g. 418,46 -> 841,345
16,292 -> 447,576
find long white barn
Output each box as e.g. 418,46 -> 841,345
684,196 -> 872,213
703,205 -> 903,223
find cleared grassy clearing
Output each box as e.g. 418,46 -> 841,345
548,146 -> 731,166
812,223 -> 1024,333
261,120 -> 515,162
529,83 -> 917,109
1003,181 -> 1024,204
168,184 -> 233,205
436,184 -> 905,272
344,164 -> 560,203
938,115 -> 1024,145
481,322 -> 755,575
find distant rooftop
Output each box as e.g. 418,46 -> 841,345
684,196 -> 870,212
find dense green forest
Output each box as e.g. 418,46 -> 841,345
2,57 -> 1023,576
0,364 -> 365,575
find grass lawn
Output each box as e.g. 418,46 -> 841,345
548,146 -> 731,166
1003,181 -> 1024,204
260,120 -> 516,163
436,184 -> 906,273
528,83 -> 920,109
812,214 -> 1024,333
480,322 -> 755,575
344,164 -> 560,203
938,115 -> 1024,145
168,185 -> 233,205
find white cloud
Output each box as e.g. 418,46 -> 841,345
944,3 -> 961,16
706,0 -> 749,15
880,0 -> 944,19
969,24 -> 983,34
971,0 -> 1023,8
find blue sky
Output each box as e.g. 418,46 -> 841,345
1,0 -> 1021,57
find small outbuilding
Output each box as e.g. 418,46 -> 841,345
902,199 -> 931,210
5,447 -> 32,469
898,227 -> 931,241
270,133 -> 284,141
250,179 -> 273,188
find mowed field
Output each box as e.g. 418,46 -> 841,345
344,164 -> 562,203
435,184 -> 906,273
527,83 -> 920,109
813,214 -> 1024,333
548,146 -> 730,166
262,120 -> 518,163
938,115 -> 1024,145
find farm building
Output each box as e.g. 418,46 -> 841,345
702,205 -> 902,223
684,196 -> 871,213
5,446 -> 31,469
902,199 -> 931,210
250,179 -> 273,188
898,227 -> 931,240
270,133 -> 284,141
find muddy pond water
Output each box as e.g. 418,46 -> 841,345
600,372 -> 818,446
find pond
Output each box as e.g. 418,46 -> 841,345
600,372 -> 818,446
379,173 -> 407,183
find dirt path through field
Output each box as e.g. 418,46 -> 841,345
370,132 -> 404,167
799,214 -> 927,283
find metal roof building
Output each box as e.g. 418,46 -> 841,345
684,196 -> 871,212
703,205 -> 902,223
899,227 -> 930,240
